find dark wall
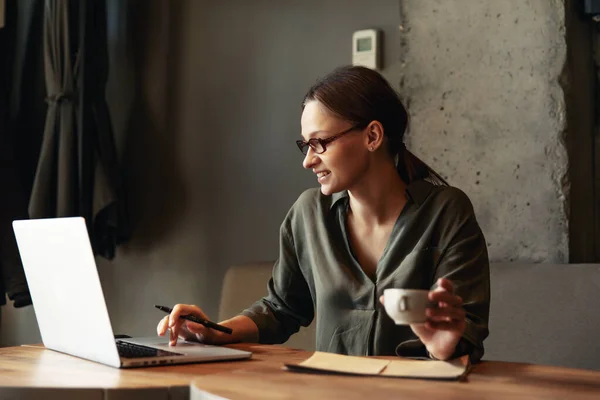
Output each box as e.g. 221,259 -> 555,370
96,0 -> 402,336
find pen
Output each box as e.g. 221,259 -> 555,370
154,305 -> 233,335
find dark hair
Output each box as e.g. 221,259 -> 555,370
302,65 -> 447,186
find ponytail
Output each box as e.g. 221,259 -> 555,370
396,145 -> 448,186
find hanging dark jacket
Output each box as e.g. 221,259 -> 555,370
0,145 -> 31,308
0,0 -> 33,307
0,102 -> 31,307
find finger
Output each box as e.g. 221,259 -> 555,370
426,306 -> 465,322
177,323 -> 198,342
173,322 -> 207,343
191,330 -> 208,343
435,278 -> 454,293
426,308 -> 465,321
169,304 -> 209,327
410,322 -> 435,334
429,291 -> 463,306
169,327 -> 178,346
170,321 -> 197,345
425,320 -> 465,331
168,318 -> 187,346
157,316 -> 170,336
379,295 -> 384,305
184,320 -> 208,335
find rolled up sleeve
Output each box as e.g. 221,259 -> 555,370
433,191 -> 490,361
241,220 -> 314,344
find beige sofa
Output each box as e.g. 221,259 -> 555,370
218,261 -> 316,351
219,261 -> 600,371
485,263 -> 600,370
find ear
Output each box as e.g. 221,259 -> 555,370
364,120 -> 385,152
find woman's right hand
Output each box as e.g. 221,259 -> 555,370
156,304 -> 216,346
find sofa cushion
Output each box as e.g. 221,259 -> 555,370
219,261 -> 316,351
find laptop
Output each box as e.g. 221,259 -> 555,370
12,217 -> 252,368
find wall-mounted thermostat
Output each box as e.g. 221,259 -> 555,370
352,29 -> 380,70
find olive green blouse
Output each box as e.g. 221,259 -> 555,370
241,180 -> 490,361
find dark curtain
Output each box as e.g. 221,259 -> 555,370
0,0 -> 128,307
28,0 -> 128,259
29,0 -> 78,223
0,0 -> 37,307
80,0 -> 128,258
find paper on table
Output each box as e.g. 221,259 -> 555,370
285,351 -> 469,380
381,356 -> 469,379
289,351 -> 389,375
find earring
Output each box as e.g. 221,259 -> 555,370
369,146 -> 374,151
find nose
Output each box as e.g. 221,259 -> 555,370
302,148 -> 319,170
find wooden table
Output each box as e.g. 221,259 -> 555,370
0,344 -> 306,399
191,358 -> 600,399
1,344 -> 600,399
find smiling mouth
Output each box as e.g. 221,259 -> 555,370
317,171 -> 331,182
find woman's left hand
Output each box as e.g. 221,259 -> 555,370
380,278 -> 466,360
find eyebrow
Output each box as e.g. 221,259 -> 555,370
300,130 -> 328,141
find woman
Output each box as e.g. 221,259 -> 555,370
157,66 -> 490,361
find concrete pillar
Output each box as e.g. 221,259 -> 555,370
398,0 -> 568,262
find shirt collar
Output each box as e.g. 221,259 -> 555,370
405,180 -> 435,207
328,179 -> 435,211
330,190 -> 349,210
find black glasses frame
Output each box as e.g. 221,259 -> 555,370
296,125 -> 360,155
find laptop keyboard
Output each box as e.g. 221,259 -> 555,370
116,340 -> 184,358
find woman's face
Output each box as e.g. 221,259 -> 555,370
300,101 -> 369,195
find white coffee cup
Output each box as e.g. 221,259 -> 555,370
383,288 -> 435,325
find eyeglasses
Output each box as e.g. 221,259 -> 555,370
296,125 -> 360,155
